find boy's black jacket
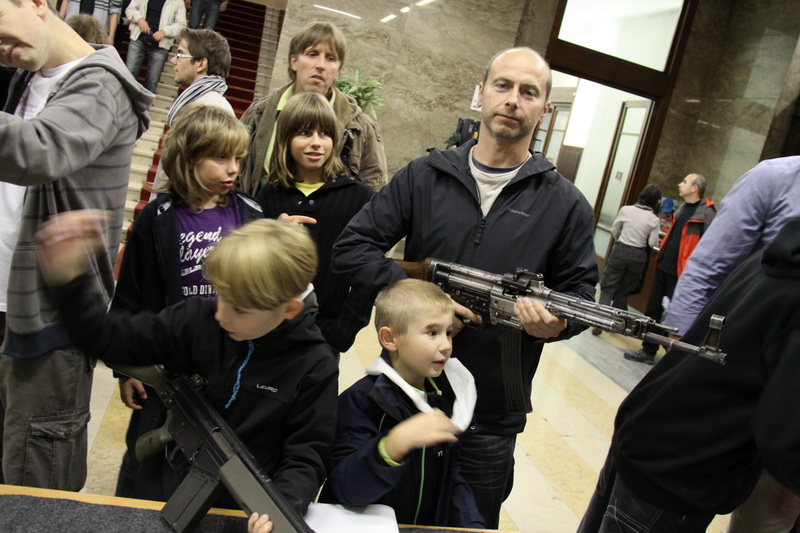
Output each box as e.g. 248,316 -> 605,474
53,280 -> 338,515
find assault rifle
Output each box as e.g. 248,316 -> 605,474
109,364 -> 314,533
396,259 -> 726,411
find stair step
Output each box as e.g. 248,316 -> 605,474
128,162 -> 151,184
149,107 -> 168,123
228,63 -> 258,79
217,25 -> 264,44
227,47 -> 260,63
153,93 -> 175,110
226,73 -> 256,91
132,145 -> 157,167
225,86 -> 255,103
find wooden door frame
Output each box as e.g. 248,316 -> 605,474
593,100 -> 651,224
545,0 -> 698,211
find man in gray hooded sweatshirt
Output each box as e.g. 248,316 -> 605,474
0,0 -> 153,491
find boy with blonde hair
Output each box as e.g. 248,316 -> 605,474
321,279 -> 484,528
36,214 -> 337,517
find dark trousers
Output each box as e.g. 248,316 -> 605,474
189,0 -> 223,29
641,268 -> 678,355
599,244 -> 648,310
458,431 -> 516,529
115,385 -> 179,500
578,451 -> 715,533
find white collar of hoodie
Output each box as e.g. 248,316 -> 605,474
364,356 -> 476,432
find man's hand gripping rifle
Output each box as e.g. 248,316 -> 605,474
109,364 -> 314,533
397,258 -> 727,366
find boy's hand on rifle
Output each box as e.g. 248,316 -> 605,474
451,298 -> 481,335
514,297 -> 567,339
248,512 -> 273,533
36,210 -> 111,286
385,409 -> 460,462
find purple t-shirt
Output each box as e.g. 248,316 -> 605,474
175,201 -> 240,299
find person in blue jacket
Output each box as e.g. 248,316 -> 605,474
321,279 -> 484,528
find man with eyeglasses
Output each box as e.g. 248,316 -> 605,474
147,28 -> 234,194
168,28 -> 234,119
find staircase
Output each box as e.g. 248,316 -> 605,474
213,0 -> 268,117
121,0 -> 278,244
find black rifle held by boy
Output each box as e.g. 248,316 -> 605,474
396,258 -> 726,411
110,364 -> 314,533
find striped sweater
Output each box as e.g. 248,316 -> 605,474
0,45 -> 153,358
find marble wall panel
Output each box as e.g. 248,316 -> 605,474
727,0 -> 800,36
515,0 -> 560,53
762,37 -> 800,159
716,126 -> 768,198
274,0 -> 526,176
652,0 -> 800,201
743,29 -> 797,100
649,103 -> 704,189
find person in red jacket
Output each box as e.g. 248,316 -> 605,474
623,173 -> 716,365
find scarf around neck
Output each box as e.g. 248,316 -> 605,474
166,75 -> 228,126
365,355 -> 476,432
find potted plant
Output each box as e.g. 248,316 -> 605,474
335,70 -> 384,120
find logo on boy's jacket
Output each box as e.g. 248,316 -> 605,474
508,208 -> 530,217
256,384 -> 278,393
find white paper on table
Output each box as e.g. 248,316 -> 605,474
304,502 -> 399,533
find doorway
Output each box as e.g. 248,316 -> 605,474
593,100 -> 651,268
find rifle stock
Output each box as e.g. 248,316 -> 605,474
395,258 -> 432,282
110,364 -> 314,533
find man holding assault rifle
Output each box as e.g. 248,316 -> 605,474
332,47 -> 598,528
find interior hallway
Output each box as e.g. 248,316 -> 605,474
81,315 -> 733,532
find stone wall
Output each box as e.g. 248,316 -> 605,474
267,0 -> 800,203
273,0 -> 526,176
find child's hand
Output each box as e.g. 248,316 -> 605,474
36,210 -> 111,286
119,377 -> 147,410
451,298 -> 481,336
277,213 -> 317,226
384,409 -> 460,462
248,512 -> 273,533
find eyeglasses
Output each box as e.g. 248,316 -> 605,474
173,52 -> 197,61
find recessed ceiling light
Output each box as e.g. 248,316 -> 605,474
400,7 -> 410,13
380,14 -> 397,22
313,4 -> 362,19
416,0 -> 436,5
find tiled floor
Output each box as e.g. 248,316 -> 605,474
82,319 -> 733,532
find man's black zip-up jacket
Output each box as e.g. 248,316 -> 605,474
332,140 -> 598,434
